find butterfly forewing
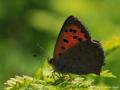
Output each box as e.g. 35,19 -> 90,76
54,16 -> 91,59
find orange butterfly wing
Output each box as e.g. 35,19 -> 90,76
54,16 -> 91,59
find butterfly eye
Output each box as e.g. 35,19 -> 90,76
78,38 -> 82,42
63,39 -> 69,43
73,36 -> 77,39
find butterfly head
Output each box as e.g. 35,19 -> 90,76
48,57 -> 54,64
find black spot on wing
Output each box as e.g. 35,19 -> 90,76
63,39 -> 69,43
84,34 -> 89,38
73,30 -> 77,33
68,29 -> 77,33
73,36 -> 77,39
64,29 -> 68,32
78,38 -> 82,42
81,30 -> 84,33
69,29 -> 73,32
61,46 -> 65,49
59,53 -> 62,56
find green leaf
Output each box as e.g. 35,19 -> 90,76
100,70 -> 117,78
102,36 -> 120,56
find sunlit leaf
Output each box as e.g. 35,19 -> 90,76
102,36 -> 120,56
100,70 -> 116,78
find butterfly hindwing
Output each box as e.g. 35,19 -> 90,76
54,16 -> 91,59
54,40 -> 104,75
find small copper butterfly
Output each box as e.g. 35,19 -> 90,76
49,16 -> 105,75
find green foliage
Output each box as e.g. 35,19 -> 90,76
4,67 -> 116,90
100,70 -> 116,78
4,69 -> 93,90
102,36 -> 120,56
4,66 -> 93,90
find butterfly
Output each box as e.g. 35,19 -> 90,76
49,16 -> 105,75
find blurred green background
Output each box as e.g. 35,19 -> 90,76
0,0 -> 120,89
